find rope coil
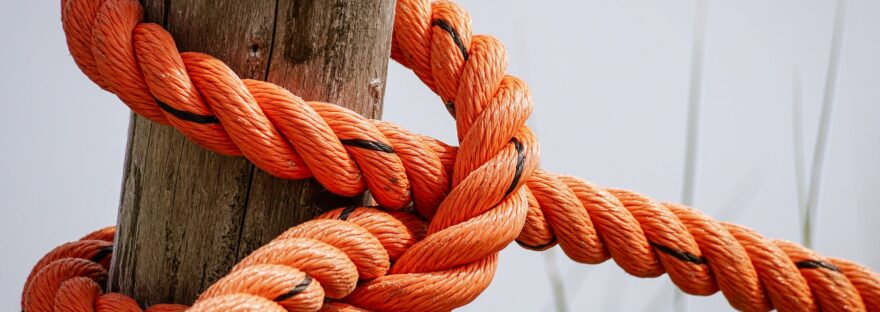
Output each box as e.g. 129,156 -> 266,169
22,0 -> 879,311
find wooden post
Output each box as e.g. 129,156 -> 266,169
108,0 -> 395,306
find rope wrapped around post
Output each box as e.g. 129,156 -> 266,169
21,0 -> 880,311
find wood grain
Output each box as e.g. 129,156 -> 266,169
108,0 -> 395,306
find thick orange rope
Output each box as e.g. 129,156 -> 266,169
21,0 -> 879,311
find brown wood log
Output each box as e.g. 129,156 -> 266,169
108,0 -> 395,306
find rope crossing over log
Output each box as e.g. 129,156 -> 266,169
21,0 -> 880,311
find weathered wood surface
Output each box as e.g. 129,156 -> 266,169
108,0 -> 395,306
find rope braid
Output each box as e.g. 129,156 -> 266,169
517,173 -> 880,311
63,0 -> 456,212
23,207 -> 428,312
21,0 -> 878,311
390,1 -> 879,310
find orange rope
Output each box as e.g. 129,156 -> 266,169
21,0 -> 879,311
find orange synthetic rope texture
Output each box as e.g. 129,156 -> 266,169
21,0 -> 879,311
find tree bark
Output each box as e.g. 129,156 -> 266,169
108,0 -> 395,306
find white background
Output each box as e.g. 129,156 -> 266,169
2,0 -> 878,311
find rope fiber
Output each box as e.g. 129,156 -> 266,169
22,0 -> 879,311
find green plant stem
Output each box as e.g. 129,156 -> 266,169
792,70 -> 808,244
544,250 -> 568,312
804,0 -> 847,249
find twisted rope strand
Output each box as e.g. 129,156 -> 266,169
63,0 -> 540,309
24,0 -> 879,311
514,170 -> 880,311
344,1 -> 542,306
65,0 -> 450,210
389,0 -> 878,310
23,207 -> 428,312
